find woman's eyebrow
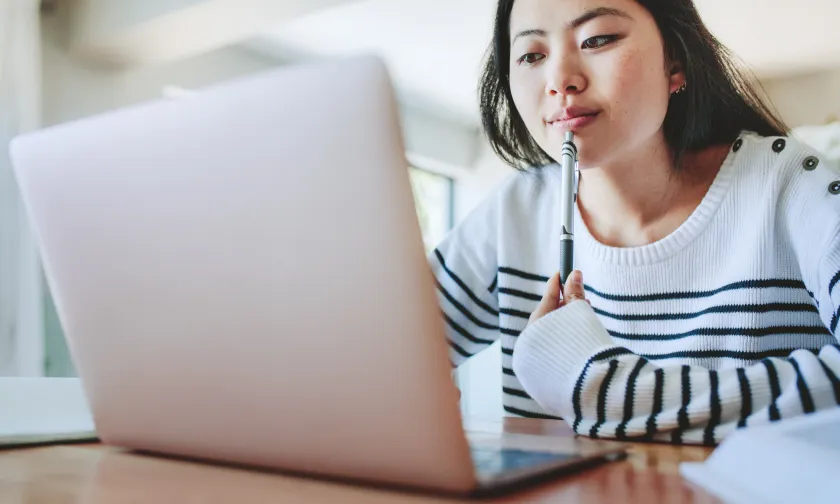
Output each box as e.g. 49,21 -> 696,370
511,7 -> 633,46
511,28 -> 547,46
569,6 -> 632,29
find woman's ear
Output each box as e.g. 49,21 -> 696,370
668,60 -> 687,94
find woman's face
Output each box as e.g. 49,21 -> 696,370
508,0 -> 684,168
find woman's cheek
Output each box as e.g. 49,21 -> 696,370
510,76 -> 544,133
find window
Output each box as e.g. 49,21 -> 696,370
408,167 -> 455,253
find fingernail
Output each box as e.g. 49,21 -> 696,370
571,270 -> 582,283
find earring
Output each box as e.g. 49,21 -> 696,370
673,83 -> 687,95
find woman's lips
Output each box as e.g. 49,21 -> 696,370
546,112 -> 600,132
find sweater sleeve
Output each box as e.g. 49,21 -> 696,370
511,301 -> 840,445
779,143 -> 840,341
427,183 -> 503,368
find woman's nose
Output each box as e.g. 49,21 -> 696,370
545,56 -> 587,97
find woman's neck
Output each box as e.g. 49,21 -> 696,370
576,137 -> 730,248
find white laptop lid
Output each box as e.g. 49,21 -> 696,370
10,55 -> 475,492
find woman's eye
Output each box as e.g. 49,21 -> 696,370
581,35 -> 618,49
517,53 -> 546,65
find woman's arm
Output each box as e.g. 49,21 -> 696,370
429,247 -> 501,367
512,279 -> 840,445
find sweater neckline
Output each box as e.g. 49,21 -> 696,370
573,139 -> 740,266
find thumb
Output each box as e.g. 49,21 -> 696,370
563,270 -> 586,304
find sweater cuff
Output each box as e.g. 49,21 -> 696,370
511,301 -> 615,416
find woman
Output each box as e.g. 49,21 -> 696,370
431,0 -> 840,445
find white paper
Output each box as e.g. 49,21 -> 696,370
680,408 -> 840,504
0,377 -> 96,446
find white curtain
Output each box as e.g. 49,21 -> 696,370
0,0 -> 44,376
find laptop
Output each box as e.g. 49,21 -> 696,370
9,54 -> 625,496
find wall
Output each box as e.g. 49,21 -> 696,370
42,19 -> 281,127
0,0 -> 44,377
761,69 -> 840,128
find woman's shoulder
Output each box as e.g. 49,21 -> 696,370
494,164 -> 561,209
735,130 -> 840,242
438,165 -> 558,256
456,165 -> 560,226
734,130 -> 840,185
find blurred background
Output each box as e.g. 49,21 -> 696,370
1,0 -> 839,419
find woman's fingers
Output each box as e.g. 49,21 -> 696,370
562,270 -> 586,304
526,270 -> 589,327
528,271 -> 562,325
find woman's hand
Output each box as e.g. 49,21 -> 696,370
527,270 -> 588,327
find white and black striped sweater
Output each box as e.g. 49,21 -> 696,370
430,131 -> 840,445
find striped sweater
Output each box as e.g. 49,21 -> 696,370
430,131 -> 840,445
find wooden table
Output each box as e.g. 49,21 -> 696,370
0,418 -> 721,503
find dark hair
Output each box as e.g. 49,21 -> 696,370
479,0 -> 789,170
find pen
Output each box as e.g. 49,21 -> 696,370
559,131 -> 578,287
